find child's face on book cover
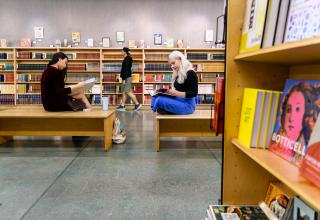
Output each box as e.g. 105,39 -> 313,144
284,91 -> 305,140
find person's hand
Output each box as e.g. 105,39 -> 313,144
77,81 -> 85,89
168,89 -> 180,97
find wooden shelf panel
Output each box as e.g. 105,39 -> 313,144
234,37 -> 320,64
232,138 -> 320,210
16,59 -> 50,61
0,59 -> 14,61
144,82 -> 171,84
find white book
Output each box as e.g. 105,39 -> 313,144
274,0 -> 291,45
83,78 -> 96,90
262,0 -> 281,48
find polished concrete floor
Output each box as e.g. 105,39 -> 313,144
0,111 -> 222,220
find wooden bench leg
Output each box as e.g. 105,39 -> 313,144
0,136 -> 13,145
156,119 -> 160,152
103,113 -> 115,151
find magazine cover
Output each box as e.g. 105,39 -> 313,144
208,205 -> 269,220
293,197 -> 316,220
300,114 -> 320,188
269,79 -> 320,166
264,182 -> 295,219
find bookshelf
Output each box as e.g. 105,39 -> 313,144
223,0 -> 320,212
0,47 -> 224,108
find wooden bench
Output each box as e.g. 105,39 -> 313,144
0,107 -> 115,151
156,110 -> 215,151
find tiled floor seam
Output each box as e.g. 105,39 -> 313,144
19,140 -> 91,220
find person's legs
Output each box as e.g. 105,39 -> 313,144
155,96 -> 195,115
70,93 -> 91,109
121,92 -> 127,106
127,92 -> 139,105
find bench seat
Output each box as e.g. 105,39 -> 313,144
156,110 -> 215,151
0,107 -> 115,151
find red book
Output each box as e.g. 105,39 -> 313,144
300,115 -> 320,188
213,78 -> 224,135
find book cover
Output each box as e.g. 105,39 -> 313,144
213,77 -> 224,135
239,0 -> 269,53
208,205 -> 269,220
269,79 -> 320,166
146,88 -> 171,97
238,88 -> 263,148
293,197 -> 316,220
300,114 -> 320,188
71,32 -> 81,44
131,74 -> 140,83
262,0 -> 281,48
284,0 -> 320,43
20,38 -> 31,47
264,182 -> 295,219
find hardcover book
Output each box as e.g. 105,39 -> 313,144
269,79 -> 320,166
239,0 -> 269,53
300,115 -> 320,188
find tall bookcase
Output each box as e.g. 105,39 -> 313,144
223,0 -> 320,212
0,47 -> 224,108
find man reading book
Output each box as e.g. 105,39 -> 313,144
41,52 -> 91,111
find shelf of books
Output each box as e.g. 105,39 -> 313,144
223,0 -> 320,216
0,47 -> 224,108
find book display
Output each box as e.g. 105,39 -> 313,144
224,0 -> 320,215
0,47 -> 224,107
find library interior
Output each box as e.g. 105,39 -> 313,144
0,0 -> 319,219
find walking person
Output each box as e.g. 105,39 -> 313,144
116,47 -> 142,111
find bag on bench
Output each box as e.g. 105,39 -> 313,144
67,97 -> 86,111
112,117 -> 126,144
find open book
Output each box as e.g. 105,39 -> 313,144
83,78 -> 96,90
146,88 -> 172,97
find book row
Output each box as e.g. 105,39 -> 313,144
238,79 -> 320,188
205,181 -> 320,220
240,0 -> 320,53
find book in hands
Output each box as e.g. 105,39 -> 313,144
83,78 -> 97,90
146,88 -> 172,97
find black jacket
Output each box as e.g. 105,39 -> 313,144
121,56 -> 133,80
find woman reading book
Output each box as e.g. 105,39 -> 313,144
41,52 -> 91,111
151,50 -> 198,115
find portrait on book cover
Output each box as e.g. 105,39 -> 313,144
269,79 -> 320,166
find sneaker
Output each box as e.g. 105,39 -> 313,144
134,104 -> 142,111
116,105 -> 126,111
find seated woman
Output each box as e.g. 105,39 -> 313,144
151,51 -> 198,115
41,52 -> 91,112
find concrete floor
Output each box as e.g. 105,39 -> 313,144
0,110 -> 222,220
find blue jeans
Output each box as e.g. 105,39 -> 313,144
151,96 -> 196,115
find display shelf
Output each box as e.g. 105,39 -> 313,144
1,47 -> 224,107
234,37 -> 320,64
223,0 -> 320,211
232,138 -> 320,210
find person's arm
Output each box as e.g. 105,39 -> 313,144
122,57 -> 132,76
184,70 -> 198,98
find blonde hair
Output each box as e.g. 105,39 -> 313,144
169,51 -> 193,84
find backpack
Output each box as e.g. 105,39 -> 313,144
112,117 -> 126,144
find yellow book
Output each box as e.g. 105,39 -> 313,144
238,88 -> 263,148
131,74 -> 140,83
239,0 -> 269,54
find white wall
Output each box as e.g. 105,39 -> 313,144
0,0 -> 224,48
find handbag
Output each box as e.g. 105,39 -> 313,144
67,97 -> 86,111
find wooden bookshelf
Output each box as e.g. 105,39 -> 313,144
0,47 -> 224,107
224,0 -> 320,211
